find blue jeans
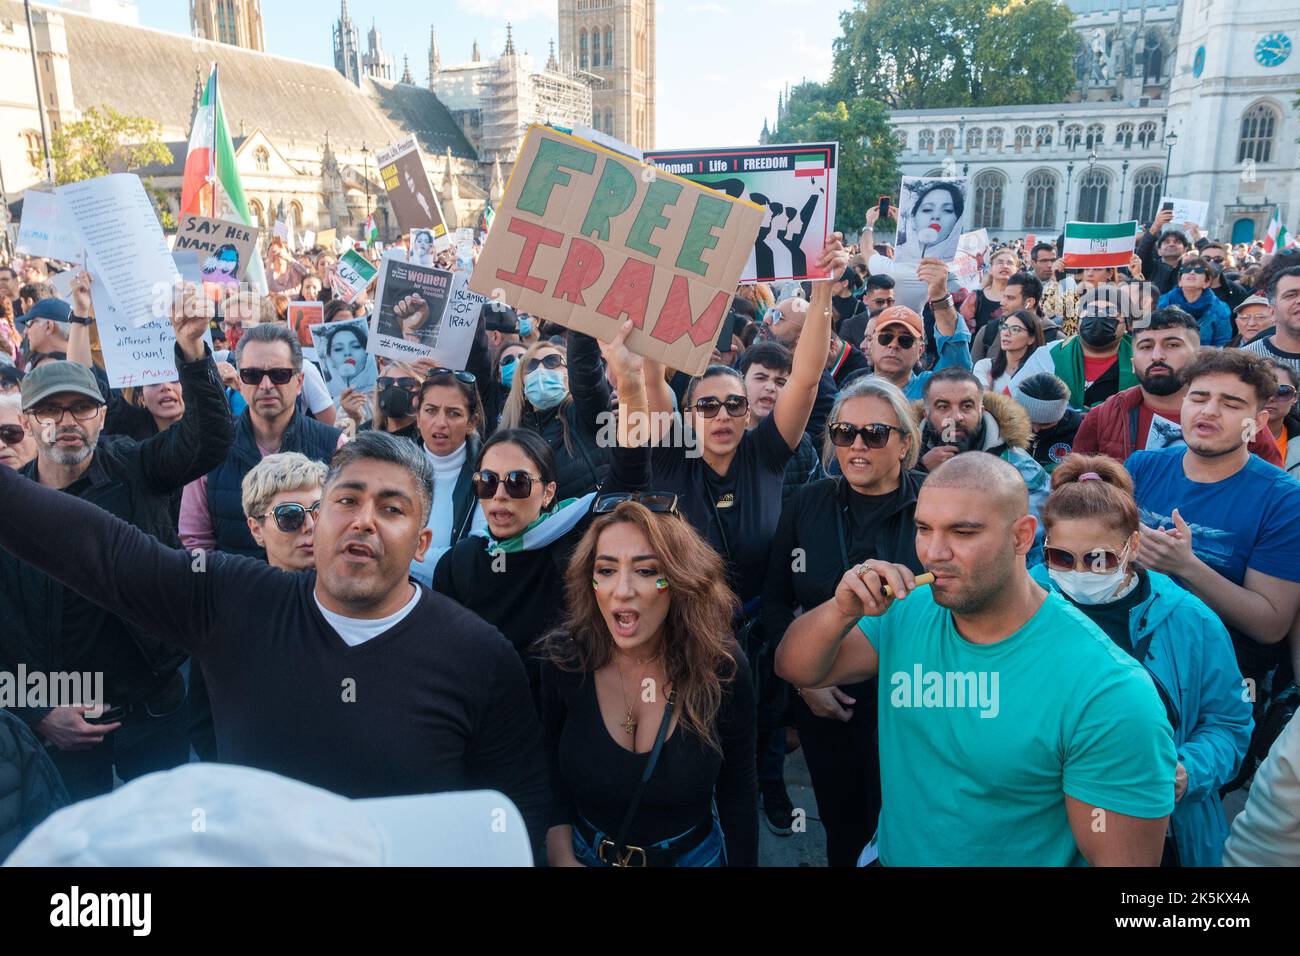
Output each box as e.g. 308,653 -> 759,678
572,812 -> 727,867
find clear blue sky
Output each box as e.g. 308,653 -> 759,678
86,0 -> 847,149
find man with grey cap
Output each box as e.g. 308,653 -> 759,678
1012,373 -> 1083,473
1229,293 -> 1273,348
0,291 -> 233,801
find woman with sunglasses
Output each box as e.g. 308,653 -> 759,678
341,359 -> 424,441
241,452 -> 326,573
498,332 -> 611,501
1030,454 -> 1252,866
0,393 -> 37,471
764,376 -> 925,866
974,310 -> 1046,395
1158,257 -> 1233,347
539,497 -> 757,867
434,323 -> 651,690
1262,361 -> 1300,478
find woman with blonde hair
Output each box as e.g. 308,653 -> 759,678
960,246 -> 1018,338
539,496 -> 757,867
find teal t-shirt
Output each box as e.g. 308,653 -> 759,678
858,587 -> 1176,866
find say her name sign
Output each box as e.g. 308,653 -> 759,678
470,125 -> 763,375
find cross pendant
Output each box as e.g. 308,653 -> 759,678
623,712 -> 637,736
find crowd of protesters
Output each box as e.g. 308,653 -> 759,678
1,196 -> 1299,869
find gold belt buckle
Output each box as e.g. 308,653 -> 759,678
598,839 -> 647,867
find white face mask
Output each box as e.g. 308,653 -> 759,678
1046,544 -> 1132,606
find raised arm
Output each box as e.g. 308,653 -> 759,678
566,329 -> 612,436
773,235 -> 847,451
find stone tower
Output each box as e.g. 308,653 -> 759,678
191,0 -> 264,50
333,0 -> 361,86
557,0 -> 655,149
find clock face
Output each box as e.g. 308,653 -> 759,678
1193,46 -> 1206,77
1255,32 -> 1292,67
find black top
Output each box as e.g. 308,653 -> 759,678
652,412 -> 794,605
540,650 -> 758,866
1072,570 -> 1152,658
967,289 -> 1003,340
0,462 -> 552,850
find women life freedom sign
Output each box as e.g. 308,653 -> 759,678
470,126 -> 763,376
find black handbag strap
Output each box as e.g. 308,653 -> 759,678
611,690 -> 677,857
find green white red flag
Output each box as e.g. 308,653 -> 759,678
1264,206 -> 1290,255
1062,220 -> 1138,268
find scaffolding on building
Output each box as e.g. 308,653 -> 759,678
479,52 -> 596,163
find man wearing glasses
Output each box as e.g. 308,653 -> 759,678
180,323 -> 345,560
0,294 -> 234,800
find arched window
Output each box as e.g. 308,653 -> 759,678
1064,124 -> 1083,149
592,29 -> 600,67
894,129 -> 908,150
605,27 -> 613,66
248,198 -> 264,230
1023,169 -> 1058,229
1115,123 -> 1134,148
938,128 -> 956,154
918,129 -> 935,153
1077,168 -> 1111,223
22,130 -> 42,169
1136,122 -> 1157,149
579,30 -> 588,69
1238,103 -> 1278,164
1036,125 -> 1053,148
966,127 -> 983,150
1129,167 -> 1163,224
605,108 -> 613,134
1143,32 -> 1163,82
1014,126 -> 1032,152
254,147 -> 270,173
986,127 -> 1004,151
1085,124 -> 1105,149
972,170 -> 1005,230
289,200 -> 303,227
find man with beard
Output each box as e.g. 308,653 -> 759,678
1072,308 -> 1283,466
0,431 -> 550,851
0,293 -> 234,800
776,452 -> 1176,865
1009,291 -> 1137,409
1128,349 -> 1300,740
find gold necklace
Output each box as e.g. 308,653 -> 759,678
613,650 -> 663,736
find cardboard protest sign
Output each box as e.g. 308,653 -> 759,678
1158,196 -> 1209,230
288,300 -> 325,351
16,190 -> 83,264
368,251 -> 456,363
333,248 -> 377,303
643,142 -> 837,283
173,215 -> 258,291
316,228 -> 336,248
310,316 -> 378,401
377,135 -> 448,240
471,125 -> 763,376
894,176 -> 968,265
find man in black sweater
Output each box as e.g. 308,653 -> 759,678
0,430 -> 551,855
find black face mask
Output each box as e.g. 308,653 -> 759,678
377,387 -> 415,419
1079,314 -> 1120,348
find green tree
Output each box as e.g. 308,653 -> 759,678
50,106 -> 172,185
830,0 -> 1077,110
772,82 -> 900,235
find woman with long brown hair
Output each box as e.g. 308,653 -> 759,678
539,498 -> 757,867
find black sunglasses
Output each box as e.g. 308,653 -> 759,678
255,501 -> 320,533
239,367 -> 296,386
874,330 -> 917,349
376,376 -> 421,391
526,354 -> 567,373
425,367 -> 476,384
1276,384 -> 1298,400
0,424 -> 24,445
690,394 -> 749,418
472,469 -> 543,500
1180,266 -> 1208,276
593,492 -> 680,515
828,421 -> 905,449
499,354 -> 521,367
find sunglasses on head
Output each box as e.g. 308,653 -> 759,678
593,492 -> 680,515
526,354 -> 566,373
425,367 -> 476,384
239,367 -> 296,386
828,421 -> 904,449
0,424 -> 24,446
376,376 -> 421,391
472,469 -> 543,500
875,330 -> 917,349
690,394 -> 749,418
255,501 -> 320,533
1043,545 -> 1126,573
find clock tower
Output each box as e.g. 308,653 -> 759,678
1163,0 -> 1300,242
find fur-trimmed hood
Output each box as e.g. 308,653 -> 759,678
910,390 -> 1033,453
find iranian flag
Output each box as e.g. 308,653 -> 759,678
180,64 -> 267,292
364,213 -> 378,248
1063,220 -> 1139,268
793,152 -> 826,178
1263,206 -> 1290,255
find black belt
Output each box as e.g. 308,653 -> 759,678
575,815 -> 714,868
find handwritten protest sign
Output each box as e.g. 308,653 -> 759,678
377,135 -> 448,241
16,191 -> 83,264
368,251 -> 456,363
332,249 -> 377,303
174,215 -> 258,290
92,281 -> 179,388
1158,196 -> 1209,230
643,142 -> 837,283
471,125 -> 763,375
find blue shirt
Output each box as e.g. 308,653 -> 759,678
1127,445 -> 1300,587
903,324 -> 972,401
